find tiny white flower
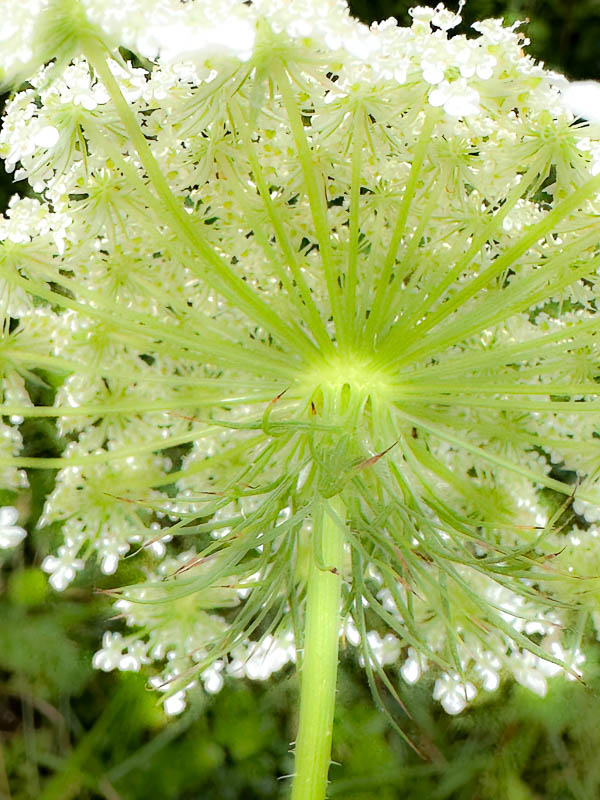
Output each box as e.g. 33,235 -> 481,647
41,545 -> 85,590
92,631 -> 126,671
511,651 -> 548,697
228,632 -> 296,680
474,651 -> 502,692
148,672 -> 197,716
117,640 -> 149,672
98,537 -> 130,575
247,633 -> 295,679
431,0 -> 465,32
429,78 -> 480,116
163,689 -> 187,716
202,660 -> 225,693
57,62 -> 110,109
422,56 -> 446,86
401,647 -> 427,684
409,6 -> 436,30
33,125 -> 60,148
433,673 -> 477,714
0,506 -> 26,549
343,617 -> 361,647
360,631 -> 401,668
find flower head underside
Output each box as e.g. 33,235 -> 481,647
1,0 -> 600,713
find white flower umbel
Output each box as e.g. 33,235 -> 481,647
2,2 -> 600,797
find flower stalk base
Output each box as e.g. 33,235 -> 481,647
291,495 -> 346,800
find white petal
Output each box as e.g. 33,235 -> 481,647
33,126 -> 60,148
101,553 -> 119,575
562,81 -> 600,123
93,651 -> 118,671
0,506 -> 18,526
119,654 -> 140,671
164,691 -> 186,716
401,658 -> 421,684
0,525 -> 26,548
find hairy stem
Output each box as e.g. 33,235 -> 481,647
291,494 -> 345,800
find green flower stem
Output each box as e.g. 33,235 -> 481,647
363,109 -> 436,345
386,159 -> 542,346
398,243 -> 600,371
80,36 -> 314,358
0,396 -> 271,418
227,100 -> 335,356
85,114 -> 321,366
344,109 -> 365,353
4,267 -> 297,379
393,380 -> 600,396
291,494 -> 345,800
378,170 -> 600,366
274,63 -> 345,346
399,315 -> 599,381
0,431 -> 225,472
398,395 -> 600,413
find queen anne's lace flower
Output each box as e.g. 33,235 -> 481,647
2,0 -> 600,724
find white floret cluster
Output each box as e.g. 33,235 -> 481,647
0,505 -> 27,549
1,0 -> 600,717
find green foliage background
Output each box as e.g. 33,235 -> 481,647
2,2 -> 600,798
